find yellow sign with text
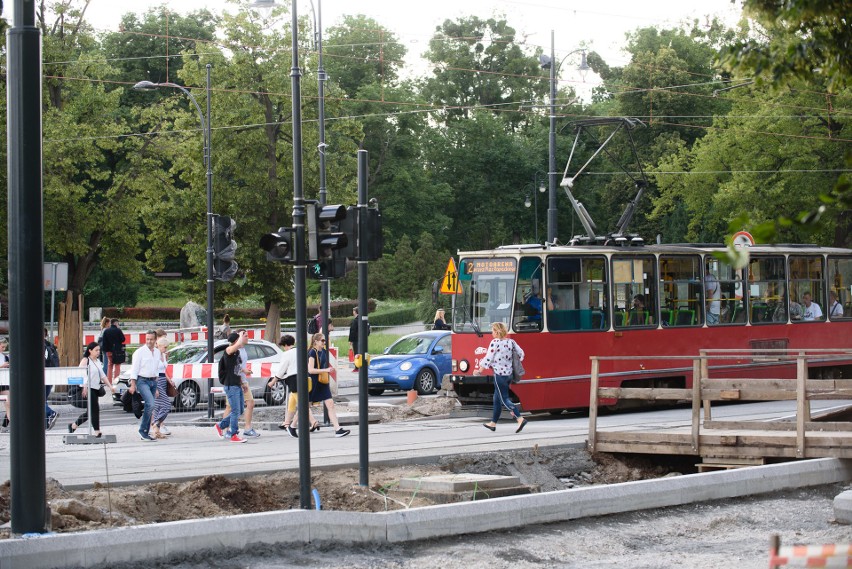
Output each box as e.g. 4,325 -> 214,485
440,258 -> 462,295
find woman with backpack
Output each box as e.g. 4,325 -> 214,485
473,322 -> 528,433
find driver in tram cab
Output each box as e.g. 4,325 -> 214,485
523,280 -> 543,323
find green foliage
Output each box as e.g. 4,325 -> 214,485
368,306 -> 419,328
83,267 -> 141,309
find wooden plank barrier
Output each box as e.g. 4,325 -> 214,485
769,535 -> 852,569
588,349 -> 852,461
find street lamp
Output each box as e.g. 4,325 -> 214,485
134,66 -> 216,419
250,0 -> 313,510
523,172 -> 547,243
540,31 -> 591,244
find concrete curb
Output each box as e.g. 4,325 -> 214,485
1,458 -> 850,568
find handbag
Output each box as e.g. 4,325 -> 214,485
318,371 -> 330,385
166,380 -> 177,398
317,349 -> 330,384
510,341 -> 525,384
96,385 -> 107,397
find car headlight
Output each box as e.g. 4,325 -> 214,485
400,362 -> 413,371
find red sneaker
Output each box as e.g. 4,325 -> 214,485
229,434 -> 246,443
215,424 -> 224,439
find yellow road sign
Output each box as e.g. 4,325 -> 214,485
440,258 -> 462,295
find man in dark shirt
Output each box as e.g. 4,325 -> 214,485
348,307 -> 370,367
100,319 -> 125,387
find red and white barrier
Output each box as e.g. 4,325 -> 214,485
81,328 -> 267,346
770,541 -> 852,568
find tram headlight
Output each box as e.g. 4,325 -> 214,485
458,360 -> 470,372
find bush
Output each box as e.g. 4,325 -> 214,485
368,306 -> 419,328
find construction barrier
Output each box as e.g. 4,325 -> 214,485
770,535 -> 852,568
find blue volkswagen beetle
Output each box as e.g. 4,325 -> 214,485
368,331 -> 452,395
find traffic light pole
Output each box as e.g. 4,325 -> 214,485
357,150 -> 370,487
205,64 -> 216,420
316,1 -> 331,427
289,0 -> 312,510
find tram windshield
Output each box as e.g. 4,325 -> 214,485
455,258 -> 517,333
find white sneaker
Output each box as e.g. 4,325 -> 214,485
160,425 -> 171,436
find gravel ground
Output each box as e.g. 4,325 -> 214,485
103,483 -> 851,569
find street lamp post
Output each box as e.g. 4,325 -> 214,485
540,31 -> 590,244
134,65 -> 216,419
524,171 -> 547,243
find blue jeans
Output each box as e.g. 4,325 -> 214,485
136,377 -> 157,436
219,385 -> 244,436
45,386 -> 55,421
492,374 -> 520,423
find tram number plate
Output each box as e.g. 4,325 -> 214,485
368,377 -> 384,384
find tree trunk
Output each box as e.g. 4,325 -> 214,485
58,291 -> 83,368
265,301 -> 281,344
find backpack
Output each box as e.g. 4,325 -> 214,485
45,341 -> 60,368
307,315 -> 320,334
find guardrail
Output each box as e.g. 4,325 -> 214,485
588,349 -> 852,459
769,534 -> 852,568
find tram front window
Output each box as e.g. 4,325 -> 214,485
513,257 -> 544,332
455,258 -> 517,333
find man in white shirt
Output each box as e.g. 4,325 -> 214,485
130,331 -> 160,442
801,292 -> 823,321
271,335 -> 300,437
829,291 -> 844,318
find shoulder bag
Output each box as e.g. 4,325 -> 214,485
318,349 -> 330,384
166,380 -> 177,398
510,341 -> 525,384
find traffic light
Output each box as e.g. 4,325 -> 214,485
259,227 -> 295,263
363,206 -> 384,261
213,215 -> 238,282
306,201 -> 348,262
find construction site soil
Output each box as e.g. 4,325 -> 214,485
0,397 -> 696,536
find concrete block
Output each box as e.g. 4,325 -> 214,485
306,511 -> 387,542
398,473 -> 521,492
834,490 -> 852,524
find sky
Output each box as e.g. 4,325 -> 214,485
9,0 -> 744,87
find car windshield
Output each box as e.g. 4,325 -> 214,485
167,345 -> 207,364
387,335 -> 433,355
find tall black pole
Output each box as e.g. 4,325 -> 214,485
290,0 -> 312,510
7,0 -> 48,534
205,64 -> 216,419
357,150 -> 370,487
547,30 -> 558,244
314,0 -> 331,427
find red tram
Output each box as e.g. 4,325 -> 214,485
449,243 -> 852,413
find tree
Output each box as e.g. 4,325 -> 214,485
421,16 -> 547,129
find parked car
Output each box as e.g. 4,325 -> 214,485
367,331 -> 452,395
114,339 -> 286,411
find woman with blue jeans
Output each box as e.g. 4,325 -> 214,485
474,322 -> 528,433
215,331 -> 248,443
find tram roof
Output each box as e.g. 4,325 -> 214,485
457,242 -> 852,257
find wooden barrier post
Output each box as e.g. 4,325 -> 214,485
691,357 -> 701,452
700,351 -> 711,421
796,351 -> 808,458
588,357 -> 600,452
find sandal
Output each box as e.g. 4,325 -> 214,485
310,422 -> 320,432
278,423 -> 288,430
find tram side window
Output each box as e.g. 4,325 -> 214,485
612,256 -> 656,329
789,256 -> 826,322
705,258 -> 746,325
513,257 -> 544,333
546,256 -> 608,331
659,255 -> 703,327
828,256 -> 852,319
748,256 -> 787,324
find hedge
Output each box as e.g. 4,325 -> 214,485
367,306 -> 419,328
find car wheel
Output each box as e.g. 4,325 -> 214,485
368,388 -> 385,396
415,369 -> 437,395
264,378 -> 286,406
174,381 -> 199,411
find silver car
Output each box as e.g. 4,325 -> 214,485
115,339 -> 286,411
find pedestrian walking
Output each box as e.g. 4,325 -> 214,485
101,319 -> 126,386
130,330 -> 160,442
68,342 -> 113,437
308,332 -> 350,437
151,336 -> 175,439
44,328 -> 60,430
474,322 -> 528,433
97,316 -> 110,375
221,328 -> 259,438
271,334 -> 300,437
0,337 -> 10,428
215,331 -> 248,443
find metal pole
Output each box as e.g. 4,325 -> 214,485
205,64 -> 216,419
547,30 -> 558,244
49,263 -> 57,341
357,150 -> 369,487
290,0 -> 312,510
316,0 -> 330,426
533,179 -> 539,243
8,0 -> 48,534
